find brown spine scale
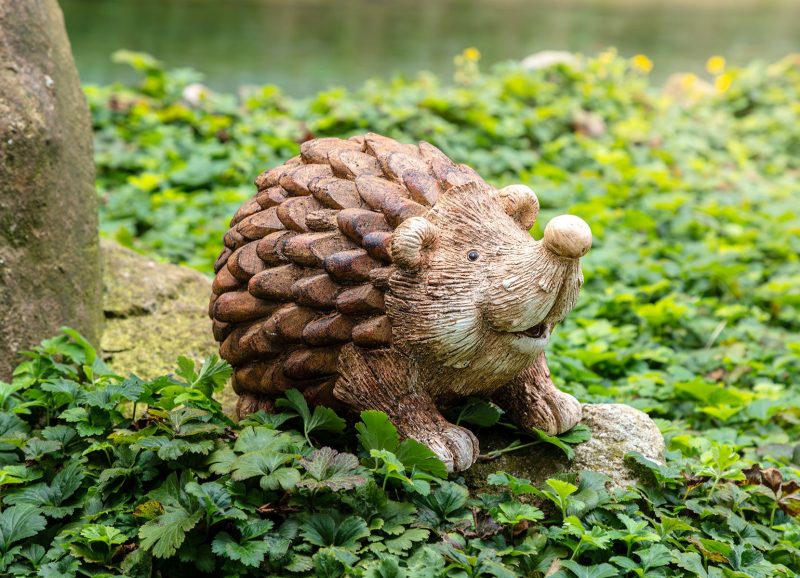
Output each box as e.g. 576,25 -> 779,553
210,133 -> 592,472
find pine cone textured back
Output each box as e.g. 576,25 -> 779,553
209,134 -> 488,416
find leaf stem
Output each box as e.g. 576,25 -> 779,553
477,440 -> 543,461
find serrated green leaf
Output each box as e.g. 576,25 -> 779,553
233,426 -> 294,454
79,524 -> 127,545
357,411 -> 399,453
40,379 -> 80,400
22,438 -> 62,460
395,439 -> 447,479
286,554 -> 314,572
211,531 -> 270,567
528,428 -> 575,460
139,505 -> 202,558
230,448 -> 298,490
277,389 -> 345,442
185,481 -> 247,522
378,500 -> 417,535
301,513 -> 370,550
207,446 -> 237,475
558,423 -> 592,444
546,478 -> 578,502
672,551 -> 709,578
416,481 -> 468,522
177,354 -> 232,396
636,544 -> 672,570
366,555 -> 406,578
556,560 -> 619,578
493,501 -> 544,525
4,461 -> 84,519
298,447 -> 367,491
38,556 -> 80,578
134,437 -> 214,460
487,471 -> 537,496
384,528 -> 429,554
0,504 -> 46,553
456,398 -> 502,427
261,466 -> 302,491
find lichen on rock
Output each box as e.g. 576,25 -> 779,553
464,404 -> 665,491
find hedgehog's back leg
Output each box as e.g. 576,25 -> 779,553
334,344 -> 479,472
492,351 -> 582,435
236,392 -> 276,418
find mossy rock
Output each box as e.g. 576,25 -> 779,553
99,240 -> 237,415
464,404 -> 665,491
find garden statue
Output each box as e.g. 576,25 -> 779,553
210,134 -> 591,471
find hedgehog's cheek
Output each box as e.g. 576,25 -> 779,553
477,269 -> 561,333
477,286 -> 555,335
517,294 -> 561,331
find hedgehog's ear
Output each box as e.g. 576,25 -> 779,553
495,184 -> 540,230
392,217 -> 439,270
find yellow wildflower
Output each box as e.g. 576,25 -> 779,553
706,56 -> 726,75
464,47 -> 481,62
680,73 -> 698,90
715,72 -> 733,92
631,54 -> 653,74
598,49 -> 616,66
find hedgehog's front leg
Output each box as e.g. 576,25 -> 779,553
493,351 -> 582,436
333,344 -> 479,472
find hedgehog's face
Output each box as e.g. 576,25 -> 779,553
387,181 -> 591,375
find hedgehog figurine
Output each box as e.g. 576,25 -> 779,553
209,133 -> 592,471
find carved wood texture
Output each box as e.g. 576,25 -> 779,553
210,134 -> 488,414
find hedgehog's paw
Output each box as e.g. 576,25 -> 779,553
413,423 -> 480,473
527,388 -> 582,436
551,389 -> 582,434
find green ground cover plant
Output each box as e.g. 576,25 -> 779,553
6,49 -> 795,576
0,331 -> 798,576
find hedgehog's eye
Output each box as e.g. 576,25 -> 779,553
467,250 -> 480,262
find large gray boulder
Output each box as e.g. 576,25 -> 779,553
0,0 -> 102,379
464,404 -> 665,491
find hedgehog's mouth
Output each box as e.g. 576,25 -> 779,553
517,322 -> 549,339
505,321 -> 552,350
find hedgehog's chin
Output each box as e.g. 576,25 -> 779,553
507,322 -> 551,354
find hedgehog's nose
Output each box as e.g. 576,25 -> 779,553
543,215 -> 592,259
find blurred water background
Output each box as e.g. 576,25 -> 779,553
61,0 -> 799,94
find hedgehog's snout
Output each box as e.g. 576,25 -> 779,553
542,215 -> 592,259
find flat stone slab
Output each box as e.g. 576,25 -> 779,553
465,403 -> 665,490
